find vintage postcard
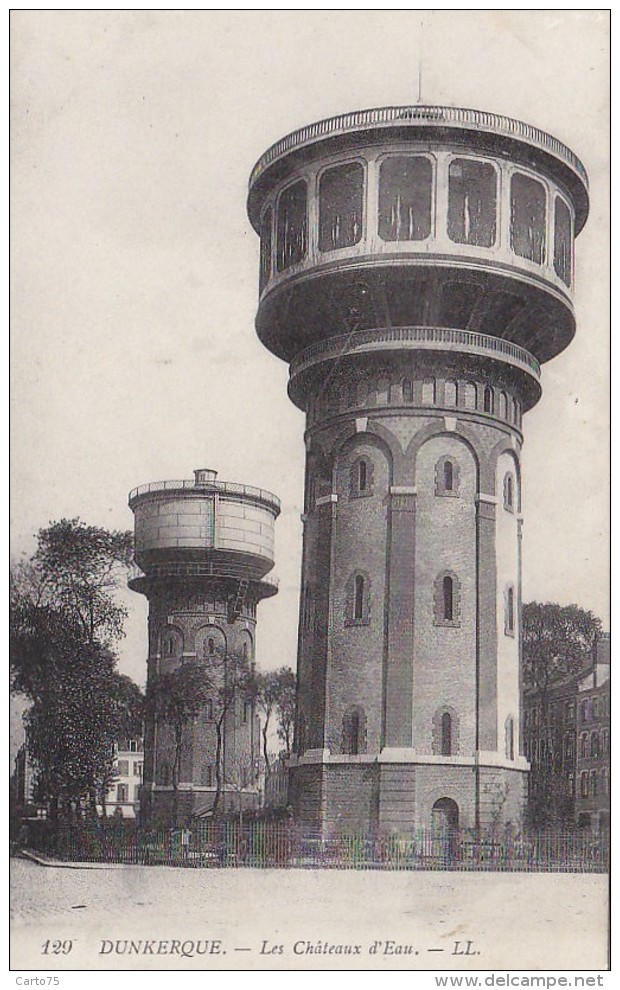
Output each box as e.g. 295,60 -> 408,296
10,10 -> 610,978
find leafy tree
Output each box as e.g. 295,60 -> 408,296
145,664 -> 213,823
9,519 -> 136,816
522,602 -> 602,827
146,651 -> 257,822
30,518 -> 133,645
255,666 -> 297,775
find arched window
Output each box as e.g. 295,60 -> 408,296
505,586 -> 515,635
503,472 -> 515,512
434,572 -> 460,626
499,391 -> 508,419
462,381 -> 477,409
207,637 -> 215,656
354,575 -> 365,620
591,731 -> 600,758
441,712 -> 453,756
422,378 -> 436,405
435,456 -> 459,497
444,380 -> 457,407
580,732 -> 589,759
590,770 -> 598,798
443,576 -> 454,622
402,377 -> 413,403
505,717 -> 515,761
483,385 -> 494,414
342,707 -> 366,755
350,457 -> 373,498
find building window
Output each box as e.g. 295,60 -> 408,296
503,472 -> 515,512
133,762 -> 143,779
510,172 -> 546,265
422,378 -> 436,405
483,385 -> 494,414
448,158 -> 497,247
378,156 -> 432,242
128,739 -> 140,753
319,161 -> 364,252
590,770 -> 598,798
505,716 -> 515,761
590,731 -> 600,758
554,196 -> 572,287
602,729 -> 609,755
498,391 -> 508,419
402,377 -> 413,403
444,380 -> 458,407
433,707 -> 459,756
276,179 -> 307,271
117,784 -> 129,803
341,707 -> 366,755
441,712 -> 453,756
259,205 -> 272,291
434,571 -> 461,627
435,455 -> 460,497
568,773 -> 575,797
580,732 -> 589,759
117,759 -> 129,776
592,697 -> 599,719
345,571 -> 370,626
201,765 -> 213,787
350,456 -> 374,498
461,381 -> 477,409
504,585 -> 515,636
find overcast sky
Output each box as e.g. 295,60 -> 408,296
11,10 -> 609,688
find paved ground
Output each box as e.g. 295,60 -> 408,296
10,858 -> 609,971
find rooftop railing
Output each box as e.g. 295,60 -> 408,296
289,326 -> 541,381
129,479 -> 280,513
249,105 -> 588,191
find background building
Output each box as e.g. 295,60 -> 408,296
247,105 -> 589,836
129,468 -> 279,826
523,634 -> 610,830
102,738 -> 144,819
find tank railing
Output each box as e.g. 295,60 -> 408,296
129,479 -> 280,511
289,326 -> 541,380
130,559 -> 278,588
249,105 -> 588,189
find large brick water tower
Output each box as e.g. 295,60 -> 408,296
128,468 -> 279,825
247,106 -> 589,835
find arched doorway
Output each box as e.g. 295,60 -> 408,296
431,797 -> 460,864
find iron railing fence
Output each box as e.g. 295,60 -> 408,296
21,821 -> 609,874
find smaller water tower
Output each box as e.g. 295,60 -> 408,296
128,468 -> 280,825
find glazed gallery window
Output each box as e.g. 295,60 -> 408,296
448,159 -> 497,247
510,173 -> 546,265
378,156 -> 432,242
276,180 -> 307,271
259,206 -> 272,291
319,162 -> 364,252
554,197 -> 572,287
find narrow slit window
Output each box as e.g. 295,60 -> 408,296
444,460 -> 454,492
358,460 -> 367,492
506,586 -> 515,634
354,575 -> 365,620
441,712 -> 452,756
443,576 -> 454,622
483,386 -> 494,414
